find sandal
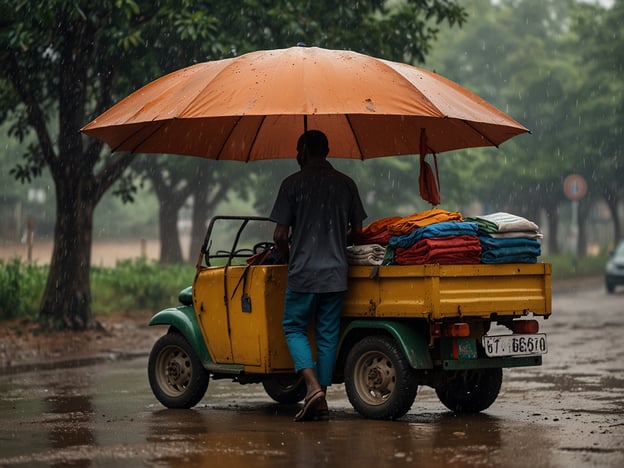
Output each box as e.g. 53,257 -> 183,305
294,390 -> 325,422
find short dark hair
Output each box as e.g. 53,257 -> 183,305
297,130 -> 329,158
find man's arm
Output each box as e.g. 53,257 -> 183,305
273,224 -> 290,263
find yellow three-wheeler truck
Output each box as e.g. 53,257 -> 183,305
148,215 -> 551,420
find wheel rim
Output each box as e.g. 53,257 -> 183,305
155,344 -> 192,397
352,350 -> 396,406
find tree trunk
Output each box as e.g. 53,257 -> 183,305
39,181 -> 96,330
159,197 -> 184,264
189,189 -> 209,263
542,202 -> 560,255
577,198 -> 592,260
603,189 -> 622,246
188,182 -> 232,262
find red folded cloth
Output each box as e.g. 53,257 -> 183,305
394,235 -> 481,265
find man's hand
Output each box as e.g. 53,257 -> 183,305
273,224 -> 290,263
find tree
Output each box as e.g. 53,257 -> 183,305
1,0 -> 466,330
570,0 -> 624,245
0,0 -> 221,329
120,0 -> 469,264
424,0 -> 622,255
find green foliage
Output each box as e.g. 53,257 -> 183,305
0,259 -> 47,320
90,258 -> 194,315
543,251 -> 608,279
0,258 -> 195,320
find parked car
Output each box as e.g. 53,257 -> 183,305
605,241 -> 624,293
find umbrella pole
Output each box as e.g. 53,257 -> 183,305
304,114 -> 308,133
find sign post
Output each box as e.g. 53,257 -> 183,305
563,174 -> 587,263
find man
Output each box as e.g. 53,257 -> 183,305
270,130 -> 367,421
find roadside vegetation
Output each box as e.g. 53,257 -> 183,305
0,254 -> 606,323
0,259 -> 194,323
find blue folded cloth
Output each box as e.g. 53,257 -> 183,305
479,236 -> 541,251
481,252 -> 539,264
479,236 -> 541,263
389,222 -> 479,248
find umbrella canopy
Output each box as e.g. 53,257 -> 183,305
81,46 -> 528,162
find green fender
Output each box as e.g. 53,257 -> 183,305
178,286 -> 193,306
339,320 -> 433,369
149,305 -> 213,365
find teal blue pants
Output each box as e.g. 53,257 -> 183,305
282,288 -> 346,387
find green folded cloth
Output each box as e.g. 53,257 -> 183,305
464,216 -> 498,233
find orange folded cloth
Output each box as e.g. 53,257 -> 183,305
357,216 -> 402,245
387,208 -> 463,235
362,216 -> 402,235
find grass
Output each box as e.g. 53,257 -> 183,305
90,258 -> 195,316
0,258 -> 195,321
542,251 -> 608,280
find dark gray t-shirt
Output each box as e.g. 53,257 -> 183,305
270,159 -> 367,293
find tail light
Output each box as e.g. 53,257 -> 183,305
510,320 -> 539,334
431,322 -> 471,337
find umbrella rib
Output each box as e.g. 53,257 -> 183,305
111,119 -> 168,154
344,115 -> 365,160
215,116 -> 242,161
461,119 -> 499,148
246,115 -> 266,163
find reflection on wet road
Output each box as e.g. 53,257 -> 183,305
0,284 -> 622,467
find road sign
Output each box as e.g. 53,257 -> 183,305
563,174 -> 587,201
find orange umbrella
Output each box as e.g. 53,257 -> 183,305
81,46 -> 528,163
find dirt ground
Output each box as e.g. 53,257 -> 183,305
0,239 -> 171,374
0,314 -> 165,374
0,238 -> 164,267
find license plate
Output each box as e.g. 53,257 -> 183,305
482,334 -> 548,357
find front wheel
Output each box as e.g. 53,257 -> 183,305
262,374 -> 306,404
148,332 -> 209,409
435,368 -> 502,413
344,335 -> 418,420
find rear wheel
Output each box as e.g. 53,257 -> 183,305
435,368 -> 502,413
344,335 -> 417,420
262,374 -> 306,404
148,332 -> 209,409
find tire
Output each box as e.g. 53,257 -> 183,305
606,279 -> 615,294
262,375 -> 307,404
344,335 -> 418,420
435,368 -> 503,413
148,332 -> 209,409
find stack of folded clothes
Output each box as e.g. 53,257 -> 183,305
464,212 -> 542,263
386,221 -> 482,265
347,244 -> 386,265
351,210 -> 543,266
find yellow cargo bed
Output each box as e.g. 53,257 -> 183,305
344,263 -> 551,320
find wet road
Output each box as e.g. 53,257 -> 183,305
0,283 -> 622,467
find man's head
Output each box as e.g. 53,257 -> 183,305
297,130 -> 329,166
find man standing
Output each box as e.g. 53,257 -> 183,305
270,130 -> 367,421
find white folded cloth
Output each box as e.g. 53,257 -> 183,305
347,244 -> 386,265
479,212 -> 540,233
489,231 -> 544,240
